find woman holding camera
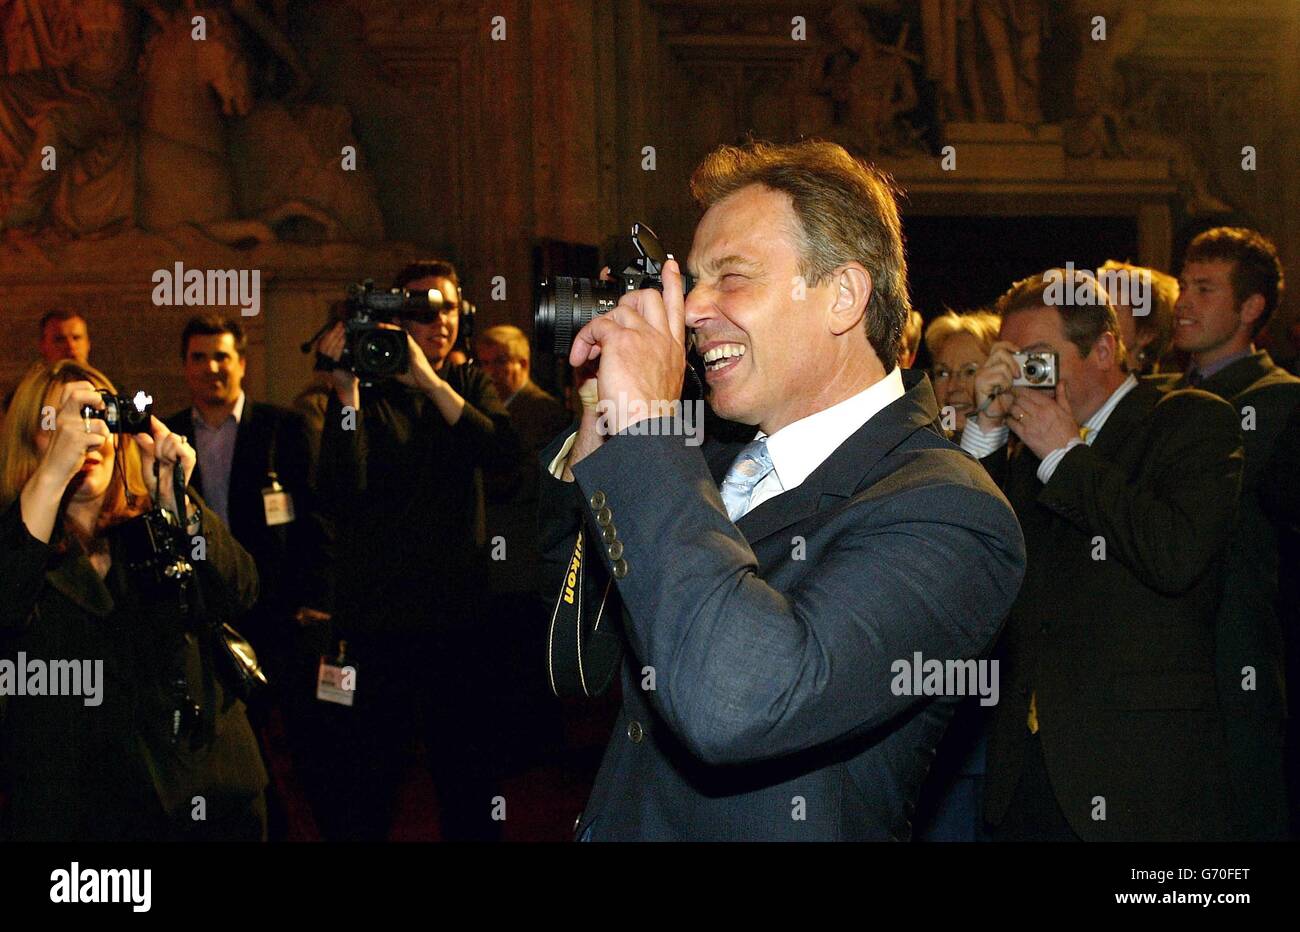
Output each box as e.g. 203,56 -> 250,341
0,361 -> 267,841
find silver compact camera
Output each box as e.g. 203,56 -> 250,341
1012,351 -> 1058,388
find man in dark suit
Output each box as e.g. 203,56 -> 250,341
538,140 -> 1026,841
964,269 -> 1244,841
1173,227 -> 1300,839
165,315 -> 332,669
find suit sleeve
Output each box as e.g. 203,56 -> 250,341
568,421 -> 1026,767
0,498 -> 54,634
318,392 -> 370,520
1260,400 -> 1300,530
189,487 -> 259,618
1035,391 -> 1243,595
452,366 -> 520,474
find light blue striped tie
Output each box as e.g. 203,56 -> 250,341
720,437 -> 774,521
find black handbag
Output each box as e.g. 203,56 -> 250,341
214,622 -> 269,701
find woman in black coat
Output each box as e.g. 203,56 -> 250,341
0,360 -> 267,841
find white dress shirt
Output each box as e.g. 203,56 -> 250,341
740,365 -> 906,516
960,374 -> 1139,483
548,367 -> 908,519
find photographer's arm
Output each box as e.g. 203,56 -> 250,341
445,365 -> 519,471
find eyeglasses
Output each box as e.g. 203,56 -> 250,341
931,363 -> 980,384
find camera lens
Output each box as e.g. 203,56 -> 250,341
534,276 -> 622,356
356,329 -> 405,377
1023,359 -> 1045,383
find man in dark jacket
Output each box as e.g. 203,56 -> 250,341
314,261 -> 518,841
540,141 -> 1025,841
965,268 -> 1244,841
1173,227 -> 1300,839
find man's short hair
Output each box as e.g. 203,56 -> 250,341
1184,227 -> 1285,337
478,325 -> 530,364
180,314 -> 247,359
1099,260 -> 1178,364
996,269 -> 1127,368
394,260 -> 460,292
38,309 -> 85,336
924,308 -> 1001,359
689,140 -> 911,370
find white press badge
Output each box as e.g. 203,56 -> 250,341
262,474 -> 295,527
317,642 -> 357,707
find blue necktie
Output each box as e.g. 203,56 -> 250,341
720,437 -> 774,521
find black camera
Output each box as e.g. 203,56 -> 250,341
81,389 -> 153,434
119,506 -> 193,591
535,222 -> 695,357
312,279 -> 464,382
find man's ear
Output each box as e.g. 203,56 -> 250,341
1239,293 -> 1266,333
829,265 -> 872,336
1091,330 -> 1120,371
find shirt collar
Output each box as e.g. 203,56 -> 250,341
1081,373 -> 1138,442
1192,345 -> 1255,382
761,366 -> 907,492
192,391 -> 246,430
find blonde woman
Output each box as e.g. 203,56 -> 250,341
0,360 -> 266,841
924,309 -> 1001,439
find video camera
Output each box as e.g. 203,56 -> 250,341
304,279 -> 477,382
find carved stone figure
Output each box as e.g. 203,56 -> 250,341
1064,4 -> 1230,215
812,2 -> 921,157
0,0 -> 381,244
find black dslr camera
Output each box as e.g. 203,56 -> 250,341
535,222 -> 695,356
119,505 -> 194,591
80,389 -> 153,433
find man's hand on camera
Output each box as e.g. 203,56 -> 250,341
394,330 -> 442,395
973,340 -> 1021,431
570,257 -> 687,435
318,323 -> 360,409
1005,381 -> 1080,461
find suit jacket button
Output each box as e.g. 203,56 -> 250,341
595,506 -> 612,527
607,540 -> 624,560
627,720 -> 644,743
602,525 -> 617,545
612,558 -> 628,579
589,491 -> 606,509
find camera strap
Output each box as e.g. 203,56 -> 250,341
546,528 -> 622,699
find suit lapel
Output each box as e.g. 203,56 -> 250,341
1087,378 -> 1159,461
229,403 -> 261,530
45,550 -> 114,618
735,371 -> 940,546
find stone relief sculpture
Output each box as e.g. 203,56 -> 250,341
801,2 -> 923,157
0,0 -> 382,246
920,0 -> 1045,124
1063,2 -> 1231,215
